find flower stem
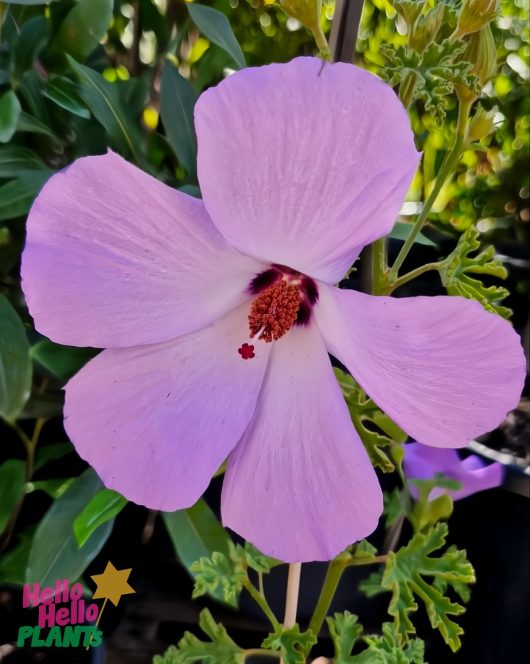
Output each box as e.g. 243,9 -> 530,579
387,98 -> 473,283
385,261 -> 442,294
243,578 -> 281,630
279,563 -> 302,664
244,649 -> 280,660
313,25 -> 331,61
283,562 -> 302,628
371,238 -> 388,295
308,559 -> 347,637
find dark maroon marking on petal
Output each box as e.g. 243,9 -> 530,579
248,268 -> 280,294
302,276 -> 319,304
296,300 -> 312,326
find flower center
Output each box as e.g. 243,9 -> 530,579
237,265 -> 319,359
248,280 -> 301,343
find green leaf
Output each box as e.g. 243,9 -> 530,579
153,608 -> 245,663
51,0 -> 113,61
0,527 -> 36,587
187,4 -> 245,69
26,477 -> 75,499
359,570 -> 387,598
383,488 -> 407,529
381,523 -> 475,652
0,145 -> 48,178
389,222 -> 437,247
380,38 -> 479,123
66,55 -> 143,162
26,469 -> 114,587
73,488 -> 127,547
30,338 -> 96,381
327,611 -> 385,663
190,547 -> 246,608
34,442 -> 73,472
0,171 -> 53,221
14,16 -> 50,76
43,77 -> 91,119
188,540 -> 277,608
16,111 -> 58,139
262,625 -> 317,664
160,60 -> 198,177
364,623 -> 426,664
335,368 -> 407,473
0,90 -> 22,143
440,226 -> 512,318
0,459 -> 26,535
409,475 -> 458,531
162,499 -> 231,599
243,541 -> 278,573
0,294 -> 32,422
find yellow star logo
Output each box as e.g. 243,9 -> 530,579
90,561 -> 135,608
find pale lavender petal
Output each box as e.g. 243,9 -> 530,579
64,305 -> 270,511
195,57 -> 420,284
221,323 -> 383,563
316,286 -> 526,448
404,442 -> 504,501
22,150 -> 264,348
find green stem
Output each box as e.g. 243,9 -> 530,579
387,98 -> 473,283
371,238 -> 388,295
0,418 -> 45,553
243,579 -> 281,630
312,24 -> 331,61
349,554 -> 388,567
308,559 -> 347,636
385,261 -> 442,294
244,649 -> 280,660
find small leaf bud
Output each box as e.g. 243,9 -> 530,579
467,104 -> 498,141
456,24 -> 497,101
409,3 -> 444,53
392,0 -> 424,28
456,0 -> 498,38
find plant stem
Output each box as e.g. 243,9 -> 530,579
349,554 -> 388,567
371,238 -> 388,295
243,579 -> 280,630
387,98 -> 473,282
308,559 -> 347,636
283,563 -> 302,628
279,563 -> 302,664
385,261 -> 442,294
313,25 -> 331,61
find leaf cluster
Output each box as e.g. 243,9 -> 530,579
380,38 -> 480,122
334,368 -> 407,473
382,523 -> 475,652
440,226 -> 512,318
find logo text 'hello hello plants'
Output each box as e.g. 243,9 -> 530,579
17,562 -> 135,649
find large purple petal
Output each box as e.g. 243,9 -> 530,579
404,442 -> 504,501
22,151 -> 264,348
221,323 -> 382,562
195,57 -> 420,284
64,305 -> 270,511
316,286 -> 526,448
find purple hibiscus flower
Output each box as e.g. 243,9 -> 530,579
21,58 -> 525,562
404,442 -> 505,501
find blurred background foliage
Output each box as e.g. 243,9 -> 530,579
0,0 -> 528,660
